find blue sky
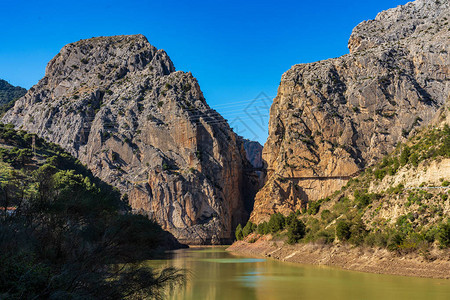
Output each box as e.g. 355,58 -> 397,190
0,0 -> 407,143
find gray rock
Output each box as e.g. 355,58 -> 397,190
251,0 -> 450,222
3,34 -> 259,244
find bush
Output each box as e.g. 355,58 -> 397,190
284,212 -> 297,227
307,201 -> 321,215
387,232 -> 405,251
287,219 -> 306,244
257,222 -> 269,235
320,209 -> 333,223
268,213 -> 285,233
336,220 -> 351,241
316,228 -> 335,244
400,145 -> 410,166
235,224 -> 243,241
242,221 -> 256,237
437,220 -> 450,248
353,190 -> 371,208
364,231 -> 387,248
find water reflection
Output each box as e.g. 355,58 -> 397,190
146,247 -> 450,300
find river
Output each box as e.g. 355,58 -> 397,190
146,247 -> 450,300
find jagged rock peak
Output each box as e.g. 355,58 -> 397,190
44,34 -> 175,87
349,0 -> 449,53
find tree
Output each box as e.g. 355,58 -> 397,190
438,220 -> 450,248
242,221 -> 255,237
287,219 -> 306,244
336,220 -> 351,241
400,145 -> 410,166
235,224 -> 243,240
268,212 -> 285,233
257,222 -> 269,235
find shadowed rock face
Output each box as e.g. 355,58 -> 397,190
251,0 -> 450,223
2,34 -> 259,244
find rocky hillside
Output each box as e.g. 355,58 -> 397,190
234,105 -> 449,269
2,35 -> 259,244
251,0 -> 449,223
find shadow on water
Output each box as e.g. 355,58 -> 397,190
146,247 -> 450,300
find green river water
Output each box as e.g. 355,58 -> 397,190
147,247 -> 449,300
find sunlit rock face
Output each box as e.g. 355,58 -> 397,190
251,0 -> 450,223
3,34 -> 260,244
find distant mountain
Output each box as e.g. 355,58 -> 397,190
0,79 -> 27,116
0,79 -> 26,105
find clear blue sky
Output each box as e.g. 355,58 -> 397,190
0,0 -> 407,143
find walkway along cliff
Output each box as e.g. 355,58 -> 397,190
251,0 -> 449,223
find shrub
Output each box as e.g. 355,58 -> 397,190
307,201 -> 321,215
320,209 -> 333,223
235,224 -> 243,241
400,145 -> 410,166
353,189 -> 373,208
437,220 -> 450,248
336,220 -> 351,241
316,228 -> 335,244
257,222 -> 269,235
387,231 -> 405,251
364,231 -> 387,248
242,221 -> 256,237
287,219 -> 306,244
268,213 -> 285,233
284,212 -> 297,227
162,162 -> 171,171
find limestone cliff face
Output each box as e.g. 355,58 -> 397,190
2,35 -> 257,244
251,0 -> 450,223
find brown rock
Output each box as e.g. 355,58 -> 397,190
251,0 -> 449,223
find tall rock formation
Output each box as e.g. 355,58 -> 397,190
251,0 -> 449,223
2,35 -> 258,244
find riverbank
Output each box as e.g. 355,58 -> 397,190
227,239 -> 450,279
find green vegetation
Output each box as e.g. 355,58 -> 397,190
286,219 -> 306,244
373,125 -> 450,180
438,220 -> 450,248
245,123 -> 450,253
0,123 -> 183,298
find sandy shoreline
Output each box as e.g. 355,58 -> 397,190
227,239 -> 450,279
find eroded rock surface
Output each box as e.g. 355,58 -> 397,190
251,0 -> 449,223
3,35 -> 258,244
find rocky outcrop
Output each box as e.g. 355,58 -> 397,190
251,0 -> 449,223
2,35 -> 258,244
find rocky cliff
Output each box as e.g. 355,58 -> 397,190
2,35 -> 258,244
251,0 -> 449,223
